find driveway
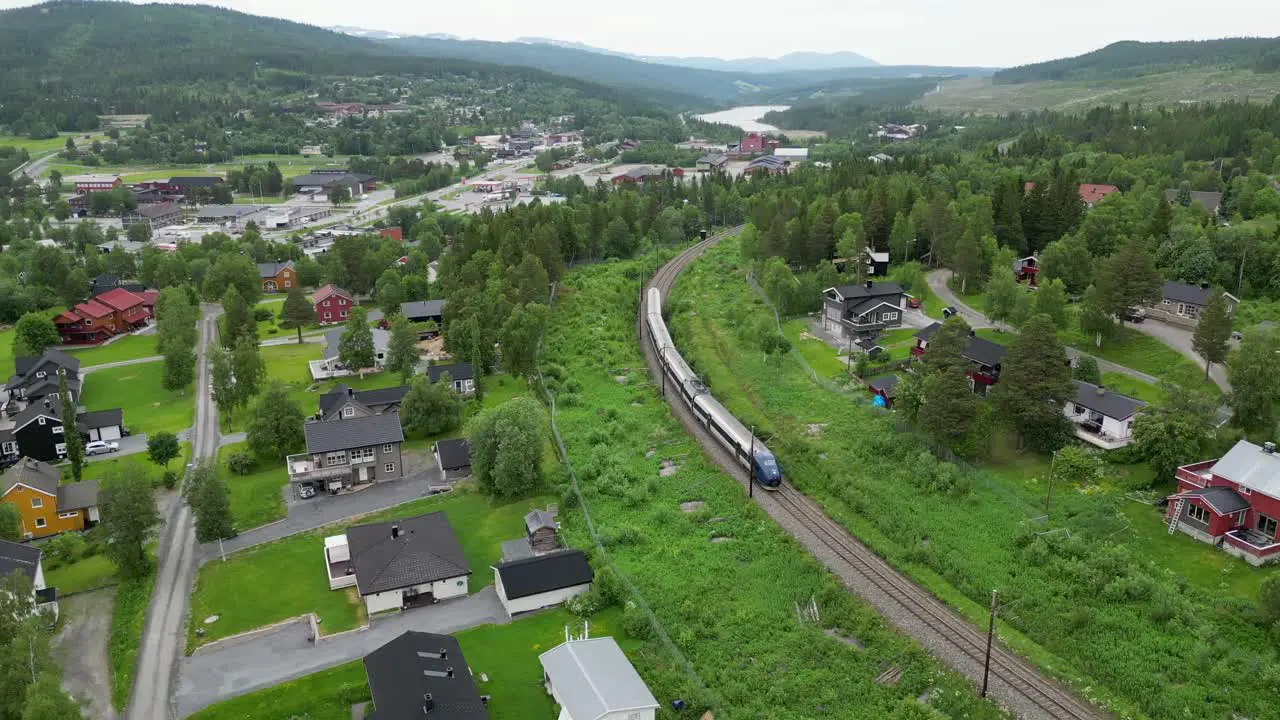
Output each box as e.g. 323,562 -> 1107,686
85,433 -> 148,463
53,589 -> 117,720
197,466 -> 448,562
1130,320 -> 1231,393
174,588 -> 508,717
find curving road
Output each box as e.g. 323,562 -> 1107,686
641,243 -> 1104,719
126,305 -> 221,720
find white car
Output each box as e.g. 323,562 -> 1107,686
85,441 -> 119,456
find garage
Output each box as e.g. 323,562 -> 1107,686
493,549 -> 594,616
78,409 -> 124,442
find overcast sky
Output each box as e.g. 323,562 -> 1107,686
6,0 -> 1280,67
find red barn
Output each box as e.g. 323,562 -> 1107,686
313,284 -> 355,325
53,288 -> 152,345
739,133 -> 766,154
1168,440 -> 1280,566
71,174 -> 122,194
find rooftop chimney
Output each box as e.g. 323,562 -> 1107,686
422,692 -> 434,713
391,524 -> 400,539
42,399 -> 50,409
1200,281 -> 1210,290
1265,442 -> 1276,455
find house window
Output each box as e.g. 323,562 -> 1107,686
342,407 -> 355,418
58,512 -> 79,520
1258,514 -> 1278,539
1162,299 -> 1171,306
384,462 -> 395,474
34,518 -> 45,529
324,312 -> 332,320
1239,486 -> 1252,495
325,451 -> 348,466
882,311 -> 899,321
382,444 -> 393,453
323,300 -> 331,307
52,425 -> 63,435
284,281 -> 292,288
353,447 -> 375,462
37,417 -> 45,426
31,498 -> 42,509
1186,504 -> 1210,524
340,310 -> 348,318
35,371 -> 46,379
1,442 -> 15,454
55,443 -> 66,456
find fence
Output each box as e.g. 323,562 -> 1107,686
533,278 -> 721,712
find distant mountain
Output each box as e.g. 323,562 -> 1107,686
645,51 -> 879,73
328,25 -> 406,40
996,37 -> 1280,83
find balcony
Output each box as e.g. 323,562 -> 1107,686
1223,529 -> 1280,566
286,453 -> 350,483
1071,421 -> 1132,451
324,535 -> 356,590
1175,460 -> 1217,488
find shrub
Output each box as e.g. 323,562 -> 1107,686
253,308 -> 274,321
267,327 -> 278,335
162,471 -> 179,489
44,532 -> 87,568
564,588 -> 604,617
226,452 -> 255,475
621,601 -> 653,640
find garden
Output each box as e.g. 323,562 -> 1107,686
665,238 -> 1280,719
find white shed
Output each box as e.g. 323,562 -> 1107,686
494,549 -> 593,616
540,636 -> 658,720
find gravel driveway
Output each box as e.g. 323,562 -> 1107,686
53,589 -> 117,720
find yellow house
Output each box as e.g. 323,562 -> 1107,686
0,458 -> 99,540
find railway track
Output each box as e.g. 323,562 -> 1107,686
638,231 -> 1104,720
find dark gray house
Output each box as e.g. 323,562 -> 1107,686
7,350 -> 81,405
1163,189 -> 1223,215
362,631 -> 487,719
9,400 -> 125,462
434,438 -> 472,480
1146,281 -> 1238,330
427,363 -> 476,395
317,384 -> 409,421
821,281 -> 907,340
287,414 -> 404,493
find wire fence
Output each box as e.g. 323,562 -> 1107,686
532,281 -> 722,712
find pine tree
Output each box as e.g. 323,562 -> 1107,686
991,314 -> 1074,452
374,269 -> 405,319
1148,194 -> 1173,243
1072,355 -> 1102,385
920,369 -> 979,452
220,285 -> 253,349
279,285 -> 313,344
1096,237 -> 1162,328
1193,291 -> 1233,379
338,307 -> 376,372
58,374 -> 84,482
920,316 -> 973,376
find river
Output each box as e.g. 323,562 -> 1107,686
695,105 -> 791,133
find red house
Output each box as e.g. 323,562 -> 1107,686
1168,440 -> 1280,566
911,323 -> 1007,393
1012,255 -> 1040,287
71,174 -> 122,194
313,284 -> 355,325
53,288 -> 153,345
1078,183 -> 1120,207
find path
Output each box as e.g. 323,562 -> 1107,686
926,269 -> 1161,384
174,588 -> 507,717
126,305 -> 221,720
53,589 -> 117,720
197,466 -> 447,564
81,356 -> 162,374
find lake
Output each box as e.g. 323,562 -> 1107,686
695,105 -> 791,133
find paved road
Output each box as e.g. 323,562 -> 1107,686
197,466 -> 448,563
126,305 -> 221,720
82,357 -> 162,374
926,269 -> 1161,384
1131,319 -> 1232,393
84,433 -> 148,463
53,589 -> 118,720
174,588 -> 508,717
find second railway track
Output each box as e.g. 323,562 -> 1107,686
638,230 -> 1104,720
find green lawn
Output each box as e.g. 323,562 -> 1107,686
0,325 -> 14,378
1099,372 -> 1166,405
187,608 -> 613,720
78,443 -> 190,485
219,442 -> 288,531
68,335 -> 162,367
782,319 -> 847,380
46,553 -> 117,595
80,365 -> 194,436
187,489 -> 549,651
111,570 -> 156,710
0,134 -> 99,155
221,341 -> 324,431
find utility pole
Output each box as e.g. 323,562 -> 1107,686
1045,450 -> 1058,519
748,426 -> 755,499
846,335 -> 853,375
982,589 -> 998,698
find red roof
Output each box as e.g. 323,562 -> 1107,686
312,284 -> 353,304
73,300 -> 114,319
135,290 -> 159,306
95,287 -> 145,312
1079,184 -> 1120,205
54,310 -> 82,325
121,307 -> 150,324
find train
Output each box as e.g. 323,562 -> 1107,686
645,287 -> 782,489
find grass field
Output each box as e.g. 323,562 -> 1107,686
920,69 -> 1280,115
78,442 -> 190,485
219,441 -> 288,531
187,608 -> 609,720
46,553 -> 118,595
0,134 -> 103,155
187,489 -> 549,651
80,364 -> 194,436
111,570 -> 156,710
668,238 -> 1280,719
1099,372 -> 1166,404
68,335 -> 161,367
37,153 -> 354,181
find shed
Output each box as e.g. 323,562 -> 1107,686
434,438 -> 472,480
493,549 -> 594,616
525,509 -> 559,552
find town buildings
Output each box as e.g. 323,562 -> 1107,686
1145,281 -> 1238,329
53,287 -> 154,345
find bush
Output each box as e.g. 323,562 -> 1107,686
621,601 -> 653,640
162,471 -> 179,489
226,452 -> 255,475
44,532 -> 87,569
253,308 -> 274,322
267,327 -> 278,334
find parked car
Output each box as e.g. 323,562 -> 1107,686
1121,307 -> 1146,323
299,485 -> 316,500
85,441 -> 119,456
906,297 -> 922,309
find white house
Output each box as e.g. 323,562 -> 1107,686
1064,380 -> 1146,450
540,636 -> 658,720
774,147 -> 809,162
0,539 -> 57,619
494,549 -> 594,616
326,512 -> 471,615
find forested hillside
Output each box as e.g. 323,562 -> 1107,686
996,37 -> 1280,83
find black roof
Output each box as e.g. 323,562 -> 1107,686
1162,281 -> 1214,307
866,374 -> 900,396
428,363 -> 474,383
963,336 -> 1007,368
0,539 -> 41,584
828,282 -> 904,303
363,631 -> 487,720
494,549 -> 593,600
1070,380 -> 1146,420
402,299 -> 447,320
14,349 -> 80,379
318,384 -> 410,415
914,322 -> 941,341
77,408 -> 123,430
347,512 -> 471,595
1179,486 -> 1251,515
435,438 -> 472,470
303,414 -> 404,454
167,176 -> 223,186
